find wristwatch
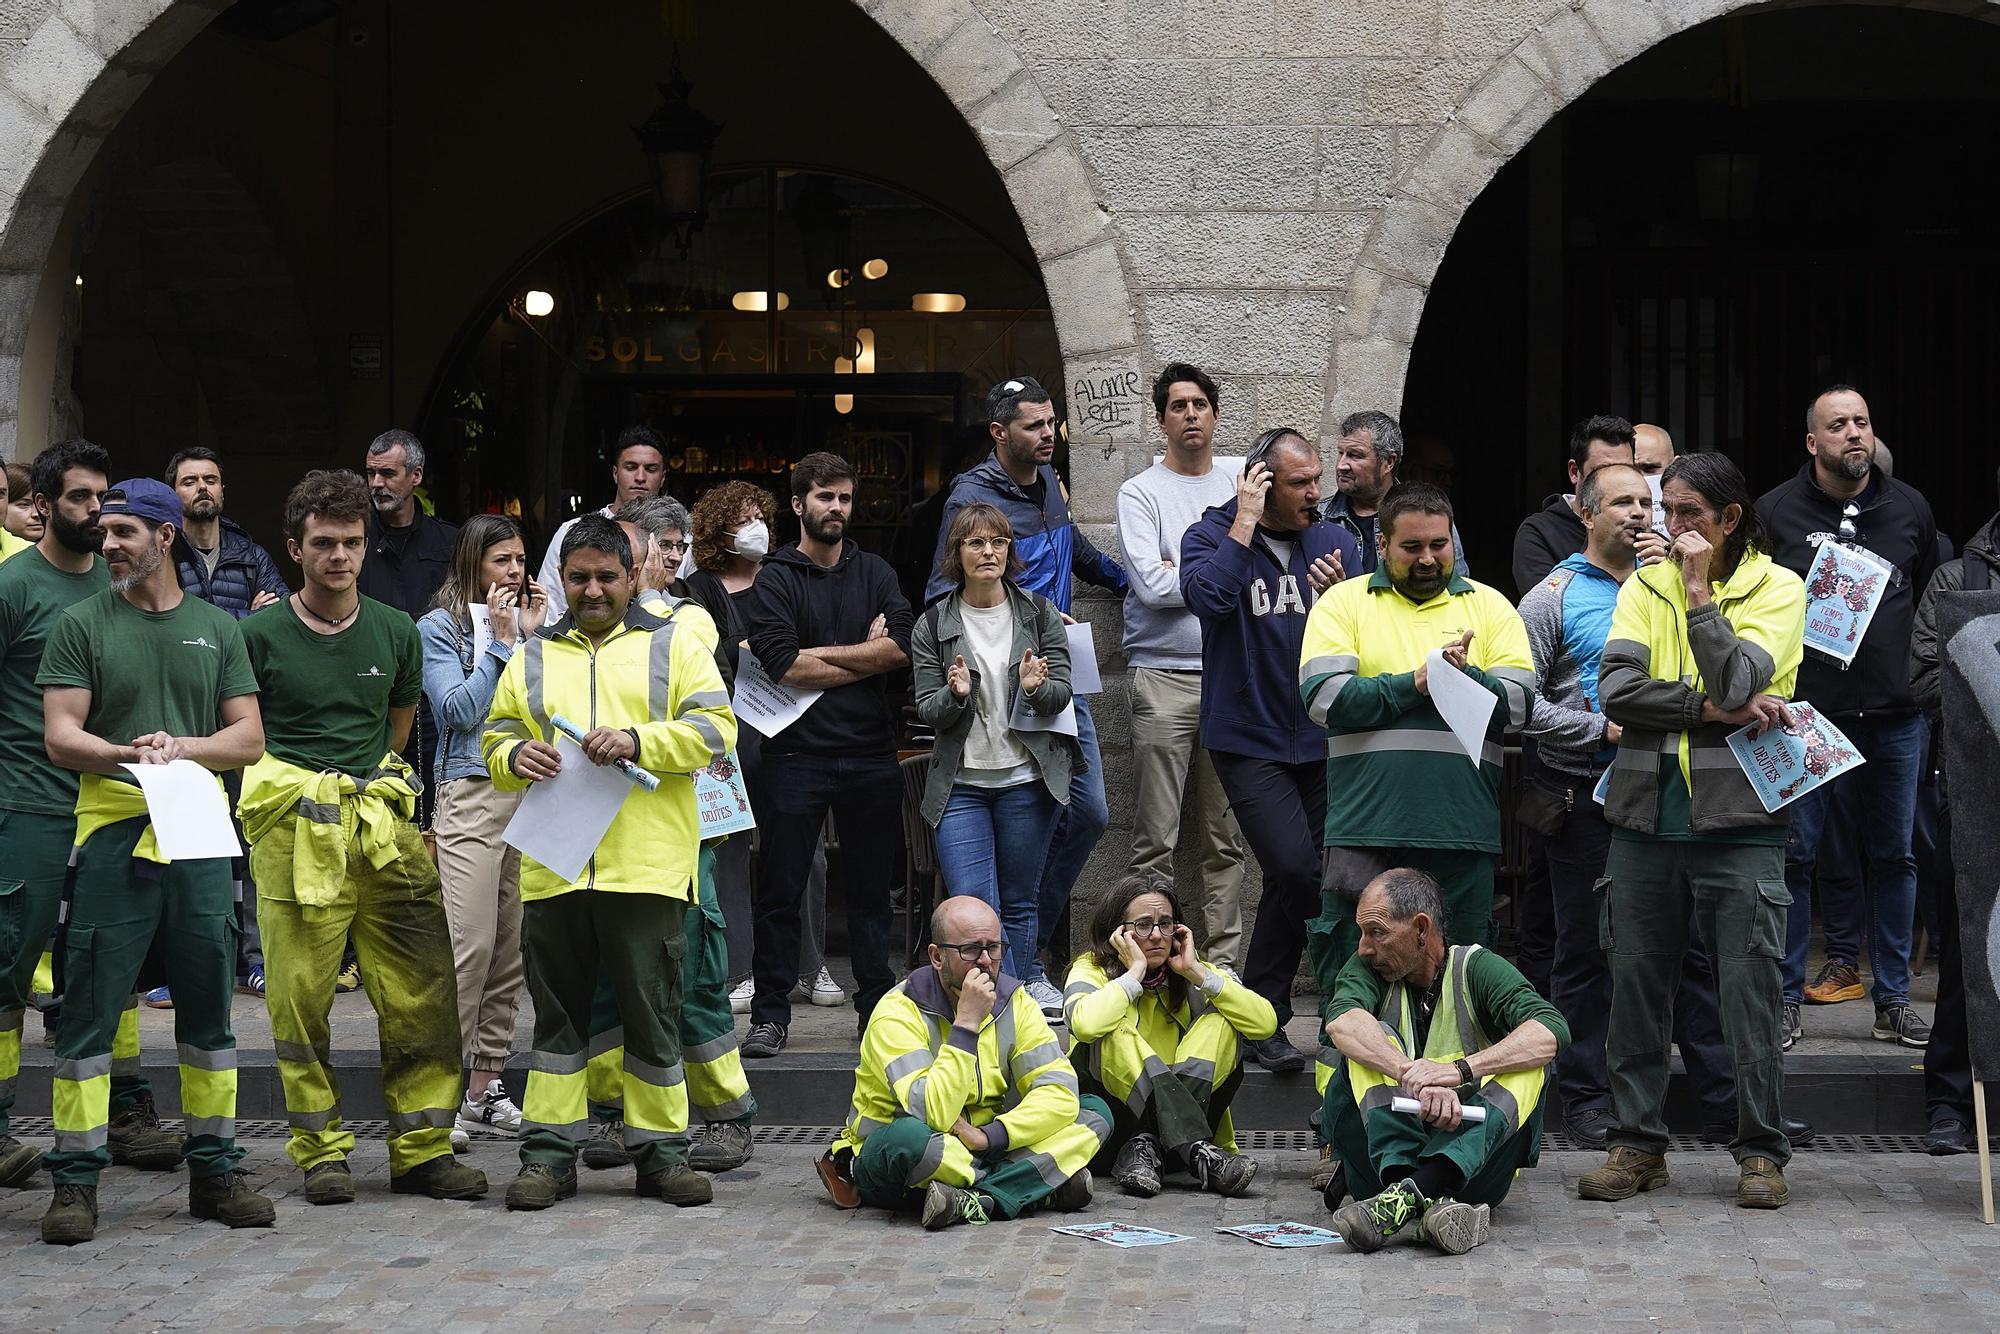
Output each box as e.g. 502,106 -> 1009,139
1454,1057 -> 1476,1089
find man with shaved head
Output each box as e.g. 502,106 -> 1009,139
1631,424 -> 1677,478
818,896 -> 1110,1228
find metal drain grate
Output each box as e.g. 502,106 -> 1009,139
7,1119 -> 1971,1154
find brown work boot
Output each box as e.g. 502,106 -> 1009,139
1737,1156 -> 1790,1209
1577,1146 -> 1670,1201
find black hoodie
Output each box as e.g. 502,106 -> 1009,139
1512,492 -> 1587,598
745,541 -> 915,757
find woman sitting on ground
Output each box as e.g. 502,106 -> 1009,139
1063,873 -> 1274,1197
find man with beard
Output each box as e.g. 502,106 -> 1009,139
818,896 -> 1106,1229
743,452 -> 913,1056
165,446 -> 289,1003
1755,386 -> 1939,1051
358,429 -> 458,618
1298,483 -> 1535,963
538,425 -> 668,620
35,478 -> 274,1243
1326,411 -> 1466,576
0,442 -> 180,1190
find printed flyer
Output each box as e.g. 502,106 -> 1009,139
1802,540 -> 1892,665
1726,701 -> 1866,812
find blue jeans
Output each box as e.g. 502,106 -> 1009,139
1781,712 -> 1924,1007
1027,695 -> 1109,984
935,781 -> 1063,977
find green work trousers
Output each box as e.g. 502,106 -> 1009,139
522,890 -> 690,1175
1319,1055 -> 1541,1206
0,809 -> 150,1140
253,809 -> 462,1175
47,817 -> 241,1184
850,1096 -> 1114,1220
1603,837 -> 1791,1166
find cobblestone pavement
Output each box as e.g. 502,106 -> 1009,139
2,1137 -> 1996,1331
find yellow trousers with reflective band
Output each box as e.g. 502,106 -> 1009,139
1070,1006 -> 1248,1156
252,802 -> 462,1175
47,817 -> 242,1184
586,845 -> 755,1125
522,889 -> 691,1175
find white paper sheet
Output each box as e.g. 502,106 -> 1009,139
468,603 -> 495,663
1647,473 -> 1667,534
1065,621 -> 1103,695
730,646 -> 824,738
1008,692 -> 1079,737
503,737 -> 631,882
1425,650 -> 1497,768
117,760 -> 243,860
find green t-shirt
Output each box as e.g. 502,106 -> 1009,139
0,548 -> 108,814
37,592 -> 258,783
241,596 -> 422,778
1325,946 -> 1571,1054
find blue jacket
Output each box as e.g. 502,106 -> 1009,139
418,607 -> 517,784
1180,500 -> 1363,763
172,517 -> 289,618
924,454 -> 1126,609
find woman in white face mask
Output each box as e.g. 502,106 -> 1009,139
685,483 -> 844,1013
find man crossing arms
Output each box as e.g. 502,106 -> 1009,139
238,470 -> 484,1205
35,478 -> 274,1243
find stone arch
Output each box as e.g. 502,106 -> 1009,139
0,0 -> 1146,509
1322,0 -> 2000,434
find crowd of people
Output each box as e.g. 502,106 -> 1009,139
0,364 -> 1978,1257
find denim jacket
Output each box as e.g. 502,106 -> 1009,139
419,607 -> 516,784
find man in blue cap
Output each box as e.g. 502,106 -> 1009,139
35,476 -> 274,1243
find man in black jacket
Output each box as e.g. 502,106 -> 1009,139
743,452 -> 913,1056
1511,415 -> 1636,598
1756,385 -> 1939,1051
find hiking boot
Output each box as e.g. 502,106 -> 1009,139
1873,1004 -> 1931,1048
40,1182 -> 97,1245
1244,1034 -> 1307,1074
1804,959 -> 1864,1005
1319,1157 -> 1349,1213
108,1094 -> 184,1171
1187,1140 -> 1258,1197
1927,1116 -> 1976,1156
1781,1001 -> 1803,1053
1330,1179 -> 1424,1254
1577,1146 -> 1669,1201
504,1162 -> 577,1211
689,1121 -> 754,1173
301,1158 -> 354,1205
389,1155 -> 488,1199
1045,1168 -> 1092,1213
0,1134 -> 41,1187
581,1117 -> 631,1169
1112,1132 -> 1163,1197
189,1170 -> 276,1228
1563,1106 -> 1617,1146
636,1163 -> 713,1206
1737,1155 -> 1789,1209
1309,1143 -> 1340,1194
1413,1198 -> 1491,1255
742,1022 -> 788,1059
920,1180 -> 989,1230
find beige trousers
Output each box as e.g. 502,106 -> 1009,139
433,776 -> 526,1073
1127,666 -> 1247,967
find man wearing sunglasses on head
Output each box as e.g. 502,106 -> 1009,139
1755,386 -> 1940,1052
816,896 -> 1109,1229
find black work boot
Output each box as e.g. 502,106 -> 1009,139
0,1134 -> 41,1187
41,1182 -> 98,1245
189,1170 -> 276,1228
108,1093 -> 184,1171
389,1155 -> 488,1199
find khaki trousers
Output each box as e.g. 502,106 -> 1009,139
433,776 -> 526,1073
1128,666 -> 1246,966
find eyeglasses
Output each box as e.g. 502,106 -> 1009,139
937,940 -> 1004,962
1120,918 -> 1178,938
961,536 -> 1011,553
657,537 -> 690,556
1837,503 -> 1859,541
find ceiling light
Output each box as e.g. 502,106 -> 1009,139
861,258 -> 889,280
853,328 -> 876,375
911,293 -> 965,313
730,291 -> 790,312
826,268 -> 851,289
522,289 -> 555,317
834,394 -> 854,414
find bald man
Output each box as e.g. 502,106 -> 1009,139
819,896 -> 1110,1229
1631,425 -> 1676,477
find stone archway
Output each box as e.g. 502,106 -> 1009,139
1320,0 -> 2000,435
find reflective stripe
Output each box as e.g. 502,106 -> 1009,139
1011,1040 -> 1063,1076
54,1053 -> 113,1082
1692,747 -> 1743,769
1078,1105 -> 1112,1144
182,1114 -> 234,1140
683,1032 -> 740,1065
523,639 -> 549,734
385,1106 -> 455,1133
1449,946 -> 1486,1057
1060,981 -> 1098,999
521,1117 -> 590,1141
885,1050 -> 933,1087
1300,653 -> 1359,687
1327,728 -> 1502,766
648,618 -> 679,724
906,1074 -> 934,1124
623,1124 -> 691,1146
274,1039 -> 324,1065
694,1092 -> 756,1122
685,713 -> 728,759
0,1006 -> 23,1032
586,1028 -> 625,1059
1008,1146 -> 1068,1190
907,1129 -> 946,1186
296,798 -> 341,825
1492,669 -> 1532,731
1305,674 -> 1356,728
177,1044 -> 237,1072
677,690 -> 729,713
289,1107 -> 340,1132
1172,1057 -> 1217,1088
528,1049 -> 589,1075
1025,1067 -> 1079,1094
1480,1079 -> 1521,1137
624,1055 -> 686,1089
53,1125 -> 107,1152
851,1113 -> 889,1140
1356,1083 -> 1396,1114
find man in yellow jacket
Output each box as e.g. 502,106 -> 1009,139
1579,452 -> 1807,1211
484,515 -> 736,1210
821,896 -> 1108,1229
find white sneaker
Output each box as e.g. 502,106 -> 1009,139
449,1121 -> 470,1154
794,967 -> 846,1008
729,977 -> 754,1015
460,1085 -> 524,1135
1025,978 -> 1065,1023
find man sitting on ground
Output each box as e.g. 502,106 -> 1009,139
1321,869 -> 1568,1256
818,896 -> 1108,1229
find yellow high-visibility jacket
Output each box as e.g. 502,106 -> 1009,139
0,529 -> 28,563
483,601 -> 735,901
835,966 -> 1079,1157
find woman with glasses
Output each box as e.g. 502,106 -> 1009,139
1063,872 -> 1274,1197
912,502 -> 1077,985
419,515 -> 546,1148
